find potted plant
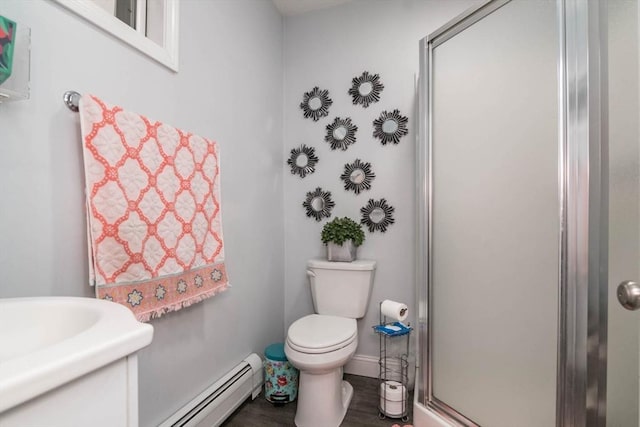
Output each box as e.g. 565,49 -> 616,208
321,216 -> 365,262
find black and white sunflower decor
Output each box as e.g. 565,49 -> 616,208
303,187 -> 335,221
373,109 -> 409,145
325,117 -> 358,151
287,144 -> 319,178
340,159 -> 375,195
300,86 -> 333,122
348,71 -> 384,108
360,198 -> 395,233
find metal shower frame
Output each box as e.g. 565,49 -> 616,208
416,0 -> 608,425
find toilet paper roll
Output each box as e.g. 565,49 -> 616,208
379,381 -> 407,417
380,300 -> 408,322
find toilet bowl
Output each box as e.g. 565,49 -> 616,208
285,259 -> 376,427
285,314 -> 358,427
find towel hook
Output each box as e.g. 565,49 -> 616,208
63,91 -> 81,112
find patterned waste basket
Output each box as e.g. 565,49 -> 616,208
264,343 -> 298,404
0,16 -> 17,84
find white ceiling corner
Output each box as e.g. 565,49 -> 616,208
272,0 -> 353,17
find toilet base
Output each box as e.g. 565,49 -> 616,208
294,368 -> 354,427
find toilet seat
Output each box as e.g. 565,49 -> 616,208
287,314 -> 357,354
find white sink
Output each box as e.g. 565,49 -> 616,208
0,297 -> 153,424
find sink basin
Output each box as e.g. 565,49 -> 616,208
0,297 -> 153,414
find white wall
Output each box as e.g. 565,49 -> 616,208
282,0 -> 477,363
607,0 -> 640,425
0,1 -> 284,426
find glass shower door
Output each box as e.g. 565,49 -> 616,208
418,0 -> 640,425
424,0 -> 560,425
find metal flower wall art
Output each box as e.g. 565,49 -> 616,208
348,71 -> 384,108
300,86 -> 333,121
325,117 -> 358,151
303,187 -> 335,221
360,198 -> 395,233
340,159 -> 375,194
287,144 -> 319,178
373,109 -> 409,145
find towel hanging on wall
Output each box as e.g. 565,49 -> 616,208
79,94 -> 229,321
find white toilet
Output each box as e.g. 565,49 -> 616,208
285,259 -> 376,427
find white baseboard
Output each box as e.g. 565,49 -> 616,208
344,354 -> 380,378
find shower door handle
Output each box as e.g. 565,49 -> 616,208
617,281 -> 640,310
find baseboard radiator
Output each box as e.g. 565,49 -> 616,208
159,353 -> 263,427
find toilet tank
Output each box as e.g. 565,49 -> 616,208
307,259 -> 376,319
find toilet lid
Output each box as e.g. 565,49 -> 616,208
287,314 -> 357,354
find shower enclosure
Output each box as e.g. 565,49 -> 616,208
415,0 -> 639,426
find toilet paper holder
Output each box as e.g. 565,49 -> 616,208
373,301 -> 412,421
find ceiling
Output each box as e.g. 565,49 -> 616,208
272,0 -> 353,16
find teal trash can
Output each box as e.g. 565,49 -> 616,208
264,343 -> 298,404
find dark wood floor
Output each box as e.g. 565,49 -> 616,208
222,374 -> 413,427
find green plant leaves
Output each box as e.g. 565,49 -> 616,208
321,216 -> 365,247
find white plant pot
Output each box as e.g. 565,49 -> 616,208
327,240 -> 357,262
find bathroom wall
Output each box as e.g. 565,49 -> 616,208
0,1 -> 284,426
282,0 -> 477,366
607,0 -> 640,425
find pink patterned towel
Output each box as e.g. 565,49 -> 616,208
79,95 -> 229,321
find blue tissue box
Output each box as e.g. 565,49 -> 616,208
374,322 -> 412,337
